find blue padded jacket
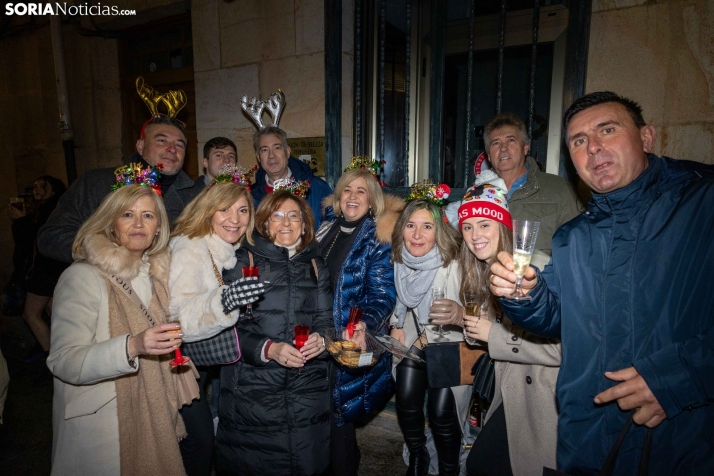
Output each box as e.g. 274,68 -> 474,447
319,207 -> 397,426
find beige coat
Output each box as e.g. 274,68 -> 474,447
466,250 -> 560,476
47,250 -> 167,476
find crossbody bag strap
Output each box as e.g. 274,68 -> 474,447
93,266 -> 159,327
599,412 -> 653,476
410,309 -> 428,349
311,258 -> 319,279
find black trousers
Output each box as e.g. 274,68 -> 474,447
466,403 -> 513,476
395,347 -> 462,475
179,368 -> 215,476
330,419 -> 360,476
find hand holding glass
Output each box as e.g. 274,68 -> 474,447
167,307 -> 189,367
241,266 -> 259,319
509,220 -> 540,301
431,287 -> 449,341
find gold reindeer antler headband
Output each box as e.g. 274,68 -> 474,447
241,89 -> 286,129
136,76 -> 188,138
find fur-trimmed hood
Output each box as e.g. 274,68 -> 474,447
320,193 -> 405,244
78,233 -> 170,282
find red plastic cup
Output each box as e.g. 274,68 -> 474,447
294,325 -> 310,350
242,266 -> 259,278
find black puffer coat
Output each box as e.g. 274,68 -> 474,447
215,234 -> 334,476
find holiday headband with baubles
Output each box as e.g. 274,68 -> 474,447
344,156 -> 388,187
213,163 -> 257,189
457,169 -> 512,231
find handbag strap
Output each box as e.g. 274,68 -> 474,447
599,412 -> 653,476
410,309 -> 428,348
207,249 -> 225,286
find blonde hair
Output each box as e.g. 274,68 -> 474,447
332,168 -> 385,218
172,182 -> 255,245
391,199 -> 461,265
458,221 -> 512,311
72,186 -> 170,260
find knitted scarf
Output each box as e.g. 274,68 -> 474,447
393,245 -> 444,326
104,269 -> 187,476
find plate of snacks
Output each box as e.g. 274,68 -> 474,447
324,327 -> 385,368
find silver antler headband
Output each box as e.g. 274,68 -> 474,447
241,89 -> 286,129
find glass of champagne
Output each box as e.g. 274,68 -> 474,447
241,266 -> 259,319
509,220 -> 540,301
431,286 -> 449,342
167,306 -> 189,367
294,325 -> 310,375
463,293 -> 480,319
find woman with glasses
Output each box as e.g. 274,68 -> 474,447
215,190 -> 333,476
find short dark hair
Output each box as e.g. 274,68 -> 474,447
563,91 -> 646,131
253,126 -> 289,153
483,112 -> 529,146
254,190 -> 314,254
145,115 -> 187,136
203,137 -> 237,159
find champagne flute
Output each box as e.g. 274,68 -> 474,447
463,293 -> 480,319
167,306 -> 189,367
241,266 -> 259,319
509,220 -> 540,301
431,286 -> 449,342
294,325 -> 310,375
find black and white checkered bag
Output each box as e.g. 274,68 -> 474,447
182,326 -> 241,366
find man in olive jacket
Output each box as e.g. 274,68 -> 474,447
446,113 -> 583,255
37,116 -> 199,264
483,112 -> 583,255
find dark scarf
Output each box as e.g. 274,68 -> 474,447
321,213 -> 370,292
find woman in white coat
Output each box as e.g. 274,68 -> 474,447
168,179 -> 265,476
456,174 -> 560,476
48,185 -> 186,476
389,198 -> 471,476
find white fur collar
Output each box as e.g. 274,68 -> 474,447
169,233 -> 239,270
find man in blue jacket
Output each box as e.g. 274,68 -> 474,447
490,91 -> 714,475
251,125 -> 332,229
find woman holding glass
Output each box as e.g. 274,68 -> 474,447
48,184 -> 186,475
315,166 -> 401,475
216,189 -> 333,476
456,172 -> 560,476
388,196 -> 469,476
169,179 -> 265,476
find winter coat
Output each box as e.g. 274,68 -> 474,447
388,260 -> 473,426
215,234 -> 334,476
47,236 -> 173,476
37,152 -> 199,263
467,251 -> 560,476
316,194 -> 401,425
502,155 -> 714,475
251,157 -> 333,230
168,233 -> 241,342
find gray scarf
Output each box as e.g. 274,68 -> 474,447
393,245 -> 444,326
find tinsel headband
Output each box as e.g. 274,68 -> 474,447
344,155 -> 388,186
112,163 -> 163,195
273,177 -> 310,198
